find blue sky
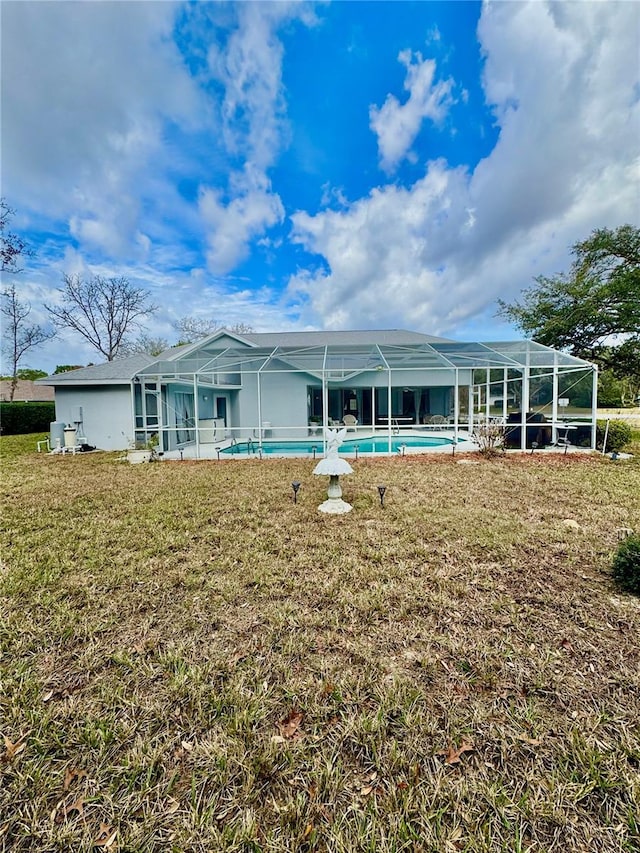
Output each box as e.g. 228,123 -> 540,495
2,0 -> 639,371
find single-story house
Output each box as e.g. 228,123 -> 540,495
37,329 -> 597,454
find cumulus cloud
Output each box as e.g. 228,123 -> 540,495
292,0 -> 640,336
369,49 -> 454,173
199,167 -> 284,274
2,1 -> 203,259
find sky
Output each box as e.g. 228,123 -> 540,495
1,0 -> 639,372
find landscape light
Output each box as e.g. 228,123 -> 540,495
292,481 -> 301,503
531,441 -> 538,454
355,444 -> 359,460
377,485 -> 386,508
215,446 -> 221,461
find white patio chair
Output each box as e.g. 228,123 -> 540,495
342,414 -> 358,431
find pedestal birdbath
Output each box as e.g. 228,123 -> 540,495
313,427 -> 354,514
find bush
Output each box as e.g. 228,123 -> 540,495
596,419 -> 632,453
472,422 -> 506,455
0,402 -> 56,435
612,534 -> 640,595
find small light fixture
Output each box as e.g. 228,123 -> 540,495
312,445 -> 317,460
215,446 -> 221,460
292,480 -> 301,503
377,485 -> 386,508
179,449 -> 184,461
355,444 -> 359,460
400,443 -> 406,457
531,441 -> 538,454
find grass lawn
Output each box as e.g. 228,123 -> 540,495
1,434 -> 639,852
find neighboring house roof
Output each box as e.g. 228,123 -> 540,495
0,379 -> 55,401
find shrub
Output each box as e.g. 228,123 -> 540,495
472,422 -> 506,456
0,402 -> 56,435
612,534 -> 640,595
596,419 -> 632,453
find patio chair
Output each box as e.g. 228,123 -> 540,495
430,415 -> 447,429
342,414 -> 358,431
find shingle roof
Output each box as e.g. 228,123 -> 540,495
37,330 -> 456,385
37,353 -> 156,385
0,379 -> 55,401
239,329 -> 453,347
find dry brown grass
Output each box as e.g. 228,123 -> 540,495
1,436 -> 639,852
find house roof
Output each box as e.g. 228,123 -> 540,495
239,330 -> 454,347
37,353 -> 157,386
0,379 -> 55,401
38,329 -> 596,386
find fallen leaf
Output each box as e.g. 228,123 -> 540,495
164,796 -> 180,815
515,733 -> 543,746
64,797 -> 85,820
2,732 -> 29,762
560,638 -> 574,652
64,767 -> 88,791
277,709 -> 304,739
438,739 -> 475,765
94,824 -> 118,848
180,740 -> 194,752
302,823 -> 314,839
42,690 -> 54,703
52,796 -> 85,824
360,785 -> 374,796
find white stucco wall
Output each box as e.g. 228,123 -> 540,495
55,385 -> 132,450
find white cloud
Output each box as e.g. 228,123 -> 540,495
369,49 -> 454,173
199,168 -> 284,274
2,2 -> 204,259
292,0 -> 640,337
198,2 -> 316,274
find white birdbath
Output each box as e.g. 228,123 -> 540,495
313,427 -> 354,514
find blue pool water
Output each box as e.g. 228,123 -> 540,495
222,435 -> 460,456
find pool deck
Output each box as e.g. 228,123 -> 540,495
160,429 -> 472,460
157,426 -> 595,462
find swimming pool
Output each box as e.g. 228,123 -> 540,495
221,435 -> 462,456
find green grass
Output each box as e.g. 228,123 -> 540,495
1,435 -> 640,852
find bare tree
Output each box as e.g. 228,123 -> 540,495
175,316 -> 253,344
46,274 -> 158,361
0,203 -> 53,400
119,333 -> 171,357
1,199 -> 34,274
1,284 -> 55,400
